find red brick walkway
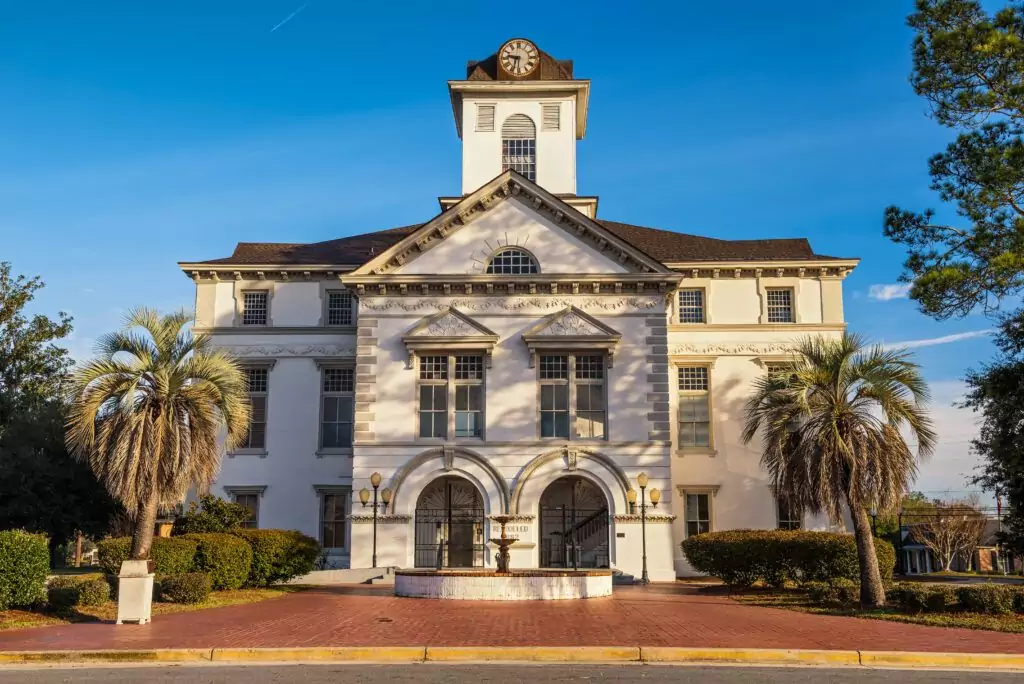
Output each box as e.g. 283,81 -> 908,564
1,585 -> 1021,653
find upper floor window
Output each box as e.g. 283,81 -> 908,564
539,354 -> 606,440
326,291 -> 355,326
418,354 -> 486,439
677,366 -> 710,449
241,291 -> 268,326
486,248 -> 539,275
678,288 -> 705,323
320,367 -> 354,450
766,287 -> 794,323
239,367 -> 268,450
501,114 -> 536,181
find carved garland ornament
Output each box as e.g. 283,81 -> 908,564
671,343 -> 794,355
361,296 -> 662,313
350,514 -> 412,524
612,514 -> 677,523
542,312 -> 603,336
224,345 -> 356,358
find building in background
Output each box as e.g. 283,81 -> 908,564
178,39 -> 858,578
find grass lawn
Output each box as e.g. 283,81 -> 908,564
730,588 -> 1024,634
0,581 -> 305,632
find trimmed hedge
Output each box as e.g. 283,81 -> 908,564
181,533 -> 253,590
232,529 -> 319,587
46,576 -> 110,610
0,530 -> 50,610
887,583 -> 958,614
159,573 -> 211,604
680,530 -> 896,587
96,536 -> 198,576
957,585 -> 1016,615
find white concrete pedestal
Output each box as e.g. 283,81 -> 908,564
116,560 -> 154,625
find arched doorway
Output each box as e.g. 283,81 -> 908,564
414,476 -> 485,568
539,476 -> 610,568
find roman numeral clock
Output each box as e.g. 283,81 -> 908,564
498,38 -> 540,78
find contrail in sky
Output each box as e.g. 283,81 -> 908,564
271,2 -> 309,32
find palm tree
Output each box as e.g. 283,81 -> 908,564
66,308 -> 249,561
742,333 -> 936,608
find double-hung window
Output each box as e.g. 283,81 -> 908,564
320,490 -> 348,549
539,354 -> 607,440
239,367 -> 269,450
677,366 -> 711,449
320,367 -> 354,451
325,291 -> 355,326
777,497 -> 802,531
766,287 -> 794,323
678,288 -> 705,323
417,354 -> 486,440
241,291 -> 268,326
227,490 -> 262,529
685,492 -> 711,537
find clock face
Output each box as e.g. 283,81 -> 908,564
499,39 -> 539,77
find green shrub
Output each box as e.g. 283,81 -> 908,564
46,576 -> 111,610
77,577 -> 110,606
47,587 -> 80,612
829,578 -> 859,607
0,530 -> 50,610
97,536 -> 198,576
159,573 -> 211,604
805,581 -> 832,605
680,530 -> 895,587
232,529 -> 320,587
172,495 -> 252,535
957,585 -> 1016,615
888,583 -> 958,614
181,533 -> 253,590
1014,588 -> 1024,614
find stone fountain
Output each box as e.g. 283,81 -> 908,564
394,515 -> 613,601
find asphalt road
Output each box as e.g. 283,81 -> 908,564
0,665 -> 1019,683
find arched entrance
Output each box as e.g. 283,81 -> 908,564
414,476 -> 485,568
539,476 -> 610,568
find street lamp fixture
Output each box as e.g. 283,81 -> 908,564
359,472 -> 392,569
628,472 -> 660,585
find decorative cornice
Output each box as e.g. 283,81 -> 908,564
360,296 -> 663,314
221,344 -> 356,358
671,343 -> 795,356
613,514 -> 677,523
350,514 -> 412,524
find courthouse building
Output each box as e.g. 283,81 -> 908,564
179,39 -> 858,579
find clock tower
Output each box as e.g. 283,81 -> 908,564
448,40 -> 591,205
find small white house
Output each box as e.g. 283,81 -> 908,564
178,39 -> 858,579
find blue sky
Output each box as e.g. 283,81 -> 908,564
0,1 -> 1001,498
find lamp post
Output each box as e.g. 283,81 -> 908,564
627,472 -> 660,585
359,472 -> 392,569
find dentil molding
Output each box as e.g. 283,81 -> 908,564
223,345 -> 356,358
360,296 -> 662,314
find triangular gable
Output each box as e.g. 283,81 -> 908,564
401,307 -> 500,368
349,170 -> 672,276
522,306 -> 622,366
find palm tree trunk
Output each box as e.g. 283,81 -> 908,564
849,502 -> 886,609
129,494 -> 159,560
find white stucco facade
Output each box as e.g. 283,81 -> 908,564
179,39 -> 857,580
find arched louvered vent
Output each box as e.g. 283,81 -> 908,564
501,114 -> 536,139
501,114 -> 536,180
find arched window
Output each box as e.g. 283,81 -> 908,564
501,114 -> 536,181
485,248 -> 539,275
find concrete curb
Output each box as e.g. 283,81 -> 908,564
0,647 -> 1023,671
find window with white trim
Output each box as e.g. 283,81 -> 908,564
685,493 -> 711,537
241,291 -> 268,325
232,492 -> 260,529
677,366 -> 710,448
417,354 -> 486,440
418,356 -> 448,439
766,288 -> 794,323
678,288 -> 705,323
455,356 -> 484,438
240,367 -> 268,450
539,354 -> 607,440
326,291 -> 355,326
501,114 -> 536,181
485,248 -> 539,275
777,496 -> 802,531
320,368 -> 354,450
320,491 -> 348,549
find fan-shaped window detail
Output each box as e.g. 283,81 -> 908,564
485,248 -> 539,275
501,114 -> 536,181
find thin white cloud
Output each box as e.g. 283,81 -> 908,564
869,283 -> 912,301
883,329 -> 995,350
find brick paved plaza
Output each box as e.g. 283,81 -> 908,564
1,585 -> 1021,654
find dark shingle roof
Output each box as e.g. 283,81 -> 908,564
188,219 -> 843,268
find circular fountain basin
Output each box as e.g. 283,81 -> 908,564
394,569 -> 613,601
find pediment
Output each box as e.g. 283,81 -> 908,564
401,307 -> 499,368
522,306 -> 622,366
348,171 -> 672,277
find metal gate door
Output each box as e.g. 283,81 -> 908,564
413,478 -> 485,568
539,505 -> 609,568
